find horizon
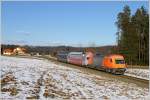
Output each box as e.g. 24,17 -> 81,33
2,1 -> 149,47
1,43 -> 116,48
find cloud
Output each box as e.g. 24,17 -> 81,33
15,30 -> 31,36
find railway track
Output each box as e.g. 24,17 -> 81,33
117,74 -> 149,88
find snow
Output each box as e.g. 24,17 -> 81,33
125,68 -> 149,80
0,56 -> 149,100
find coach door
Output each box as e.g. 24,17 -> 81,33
82,54 -> 87,66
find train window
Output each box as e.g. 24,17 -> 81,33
115,60 -> 125,64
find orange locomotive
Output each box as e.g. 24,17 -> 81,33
102,54 -> 127,74
89,53 -> 126,74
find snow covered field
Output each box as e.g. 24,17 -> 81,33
125,68 -> 149,80
0,56 -> 149,100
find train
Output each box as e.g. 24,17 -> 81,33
57,51 -> 68,63
56,51 -> 127,74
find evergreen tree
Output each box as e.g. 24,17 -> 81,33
115,5 -> 149,65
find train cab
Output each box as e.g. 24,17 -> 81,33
102,54 -> 127,74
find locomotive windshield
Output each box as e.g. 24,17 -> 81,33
115,59 -> 125,64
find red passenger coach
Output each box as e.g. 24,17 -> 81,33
67,52 -> 85,66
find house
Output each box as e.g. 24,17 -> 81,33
3,49 -> 13,55
13,47 -> 26,55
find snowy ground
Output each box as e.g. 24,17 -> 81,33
0,56 -> 149,100
125,68 -> 149,80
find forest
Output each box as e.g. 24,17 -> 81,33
115,5 -> 149,65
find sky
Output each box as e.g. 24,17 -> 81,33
1,1 -> 149,47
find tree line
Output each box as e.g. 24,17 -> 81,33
1,44 -> 114,56
115,5 -> 149,65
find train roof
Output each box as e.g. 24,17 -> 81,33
68,52 -> 84,55
105,54 -> 124,58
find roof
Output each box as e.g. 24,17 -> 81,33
3,49 -> 13,52
106,54 -> 124,58
69,52 -> 83,55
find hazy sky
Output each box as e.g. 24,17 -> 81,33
2,1 -> 148,47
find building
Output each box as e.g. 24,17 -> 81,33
3,49 -> 13,55
13,47 -> 26,55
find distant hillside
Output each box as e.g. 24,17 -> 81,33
1,44 -> 117,56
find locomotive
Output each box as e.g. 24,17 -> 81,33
56,51 -> 126,74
